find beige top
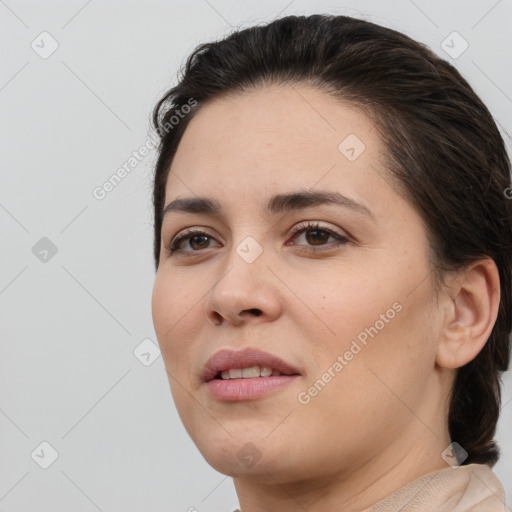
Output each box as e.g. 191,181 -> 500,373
232,463 -> 506,511
365,463 -> 506,511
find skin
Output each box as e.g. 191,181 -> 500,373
151,83 -> 500,512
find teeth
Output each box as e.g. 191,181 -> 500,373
229,368 -> 243,379
260,367 -> 272,377
219,366 -> 281,379
242,366 -> 260,378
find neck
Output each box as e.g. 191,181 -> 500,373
233,424 -> 451,512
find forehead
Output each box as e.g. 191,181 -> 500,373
165,84 -> 386,208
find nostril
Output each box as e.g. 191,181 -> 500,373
244,308 -> 262,316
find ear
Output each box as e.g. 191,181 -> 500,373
436,258 -> 501,369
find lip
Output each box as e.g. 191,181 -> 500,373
202,347 -> 301,382
201,347 -> 301,401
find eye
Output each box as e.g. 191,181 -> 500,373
166,221 -> 350,257
287,221 -> 350,253
167,228 -> 220,255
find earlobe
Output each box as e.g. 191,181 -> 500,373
435,258 -> 500,370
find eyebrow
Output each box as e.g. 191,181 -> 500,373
162,190 -> 375,220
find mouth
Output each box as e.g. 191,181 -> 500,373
212,365 -> 293,380
202,347 -> 301,401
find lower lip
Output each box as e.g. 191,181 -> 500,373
206,375 -> 299,401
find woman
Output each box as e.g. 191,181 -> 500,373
150,14 -> 511,511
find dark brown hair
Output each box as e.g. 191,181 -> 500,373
150,14 -> 512,466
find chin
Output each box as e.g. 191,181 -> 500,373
193,429 -> 307,482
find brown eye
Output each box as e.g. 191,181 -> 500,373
288,222 -> 350,252
169,230 -> 219,254
187,235 -> 211,250
304,229 -> 331,245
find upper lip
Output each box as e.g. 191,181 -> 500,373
201,347 -> 301,382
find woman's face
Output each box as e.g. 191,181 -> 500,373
152,84 -> 448,483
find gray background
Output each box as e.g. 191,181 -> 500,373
1,0 -> 511,510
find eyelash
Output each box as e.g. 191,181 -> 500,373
167,221 -> 350,256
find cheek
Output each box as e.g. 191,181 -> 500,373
336,284 -> 438,420
295,296 -> 435,444
304,256 -> 438,396
151,276 -> 173,343
151,276 -> 202,427
290,260 -> 400,344
151,273 -> 197,365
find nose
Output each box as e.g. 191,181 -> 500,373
204,248 -> 283,327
